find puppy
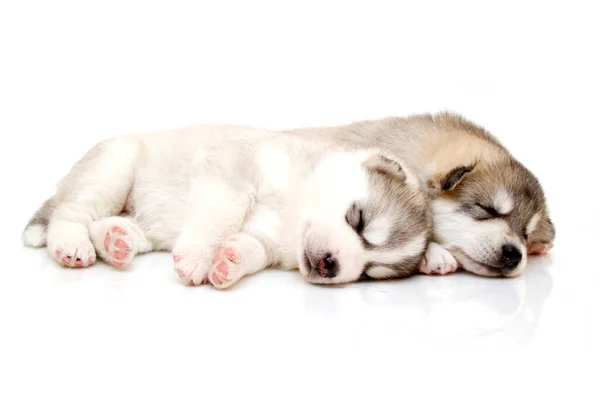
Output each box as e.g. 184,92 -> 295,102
23,127 -> 432,288
287,112 -> 555,277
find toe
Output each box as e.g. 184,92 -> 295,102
211,272 -> 223,286
191,272 -> 209,286
62,256 -> 73,267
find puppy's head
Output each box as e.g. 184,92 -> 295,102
298,149 -> 432,284
428,159 -> 554,277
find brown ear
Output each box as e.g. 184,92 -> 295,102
428,164 -> 475,193
527,215 -> 555,255
363,152 -> 406,182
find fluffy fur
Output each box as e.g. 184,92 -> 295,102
23,127 -> 432,288
23,111 -> 553,281
287,112 -> 555,277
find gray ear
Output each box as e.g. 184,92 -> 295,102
428,164 -> 475,193
363,152 -> 407,182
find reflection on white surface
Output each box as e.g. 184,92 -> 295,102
300,256 -> 553,350
1,234 -> 595,399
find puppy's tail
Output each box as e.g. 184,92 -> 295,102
22,197 -> 55,248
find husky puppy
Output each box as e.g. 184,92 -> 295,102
22,127 -> 431,288
288,112 -> 555,278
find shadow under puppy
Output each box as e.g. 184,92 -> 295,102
23,128 -> 432,289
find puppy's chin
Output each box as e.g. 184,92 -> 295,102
451,248 -> 524,278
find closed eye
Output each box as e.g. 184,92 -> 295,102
475,203 -> 500,219
345,203 -> 376,248
345,203 -> 365,234
355,210 -> 365,233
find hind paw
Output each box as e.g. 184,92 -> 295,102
208,245 -> 243,289
52,242 -> 96,268
48,222 -> 96,268
103,226 -> 134,268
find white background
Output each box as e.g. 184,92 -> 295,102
0,1 -> 598,399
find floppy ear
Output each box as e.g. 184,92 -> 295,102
428,164 -> 475,193
363,151 -> 406,182
527,215 -> 555,255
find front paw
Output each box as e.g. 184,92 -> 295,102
527,242 -> 553,256
419,243 -> 459,275
172,250 -> 209,286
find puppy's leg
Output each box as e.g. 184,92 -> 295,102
89,216 -> 152,268
47,138 -> 141,268
208,233 -> 268,289
419,242 -> 459,275
172,175 -> 255,286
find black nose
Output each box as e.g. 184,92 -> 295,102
502,244 -> 522,271
312,253 -> 338,278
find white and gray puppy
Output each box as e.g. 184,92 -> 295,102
22,127 -> 432,289
288,112 -> 555,278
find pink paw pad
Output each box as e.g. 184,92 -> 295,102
212,272 -> 223,286
103,226 -> 133,268
209,245 -> 242,288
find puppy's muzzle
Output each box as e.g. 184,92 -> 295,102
305,251 -> 339,278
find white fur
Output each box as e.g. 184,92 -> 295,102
493,188 -> 514,215
40,129 -> 427,288
432,198 -> 527,277
362,217 -> 391,247
22,225 -> 46,248
526,212 -> 541,236
365,235 -> 427,266
366,266 -> 397,279
47,220 -> 96,267
420,242 -> 458,275
363,235 -> 428,279
296,151 -> 373,284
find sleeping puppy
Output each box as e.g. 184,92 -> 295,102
22,127 -> 432,288
287,112 -> 555,278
